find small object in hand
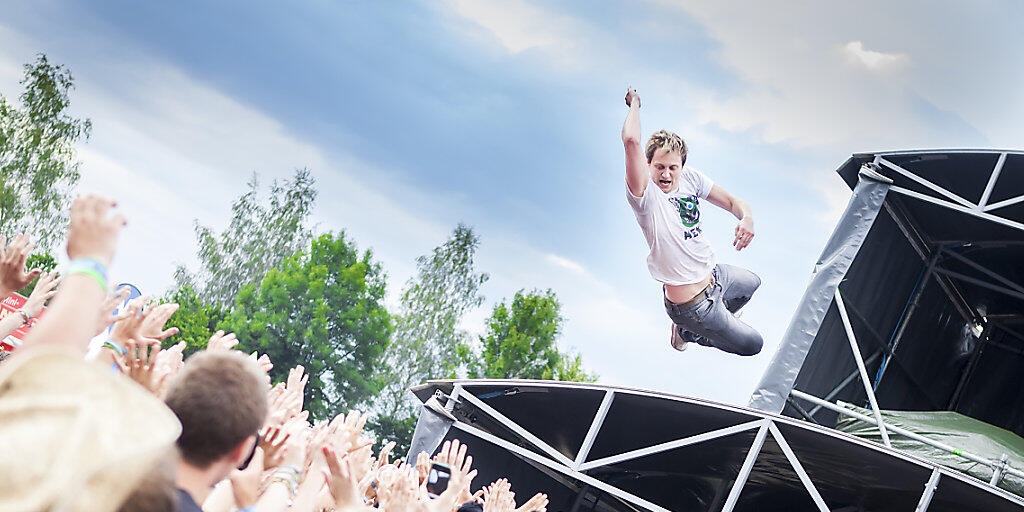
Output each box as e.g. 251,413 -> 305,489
426,461 -> 451,498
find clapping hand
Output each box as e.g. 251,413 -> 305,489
21,272 -> 60,317
207,330 -> 239,351
482,479 -> 516,512
434,439 -> 477,506
67,195 -> 126,267
515,493 -> 549,512
324,446 -> 375,512
259,425 -> 292,468
94,286 -> 132,336
249,351 -> 273,387
151,340 -> 186,398
286,364 -> 309,410
374,440 -> 397,471
108,296 -> 179,346
122,338 -> 165,394
0,233 -> 42,297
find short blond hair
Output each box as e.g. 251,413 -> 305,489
645,130 -> 688,165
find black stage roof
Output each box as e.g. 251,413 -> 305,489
412,380 -> 1023,512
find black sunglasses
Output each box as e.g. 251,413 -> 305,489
238,431 -> 262,470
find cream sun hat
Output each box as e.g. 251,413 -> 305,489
0,347 -> 181,512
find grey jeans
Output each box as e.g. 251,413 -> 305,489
664,263 -> 763,356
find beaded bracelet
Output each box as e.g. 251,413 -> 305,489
67,258 -> 109,291
17,309 -> 31,326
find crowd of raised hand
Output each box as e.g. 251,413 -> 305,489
0,196 -> 548,512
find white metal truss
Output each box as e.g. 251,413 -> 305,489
458,389 -> 576,468
915,468 -> 942,512
720,421 -> 770,512
447,390 -> 834,512
978,153 -> 1008,211
878,157 -> 975,208
940,248 -> 1024,296
416,379 -> 1024,510
450,421 -> 674,512
889,185 -> 1024,233
578,419 -> 764,471
768,422 -> 830,512
574,390 -> 615,470
872,153 -> 1024,233
791,389 -> 1024,485
834,288 -> 892,448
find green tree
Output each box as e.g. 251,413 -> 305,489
163,283 -> 225,354
222,232 -> 391,420
15,252 -> 57,297
372,224 -> 488,448
182,168 -> 317,309
469,289 -> 597,382
0,54 -> 91,250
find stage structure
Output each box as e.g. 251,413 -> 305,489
409,150 -> 1024,511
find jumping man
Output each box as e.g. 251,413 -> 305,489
622,87 -> 763,356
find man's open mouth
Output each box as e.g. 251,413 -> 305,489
659,179 -> 672,187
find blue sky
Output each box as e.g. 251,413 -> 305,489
2,0 -> 1021,405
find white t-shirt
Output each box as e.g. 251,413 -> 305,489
626,167 -> 716,285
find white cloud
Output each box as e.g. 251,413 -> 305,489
441,0 -> 611,71
445,0 -> 563,53
649,0 -> 1017,150
545,253 -> 586,275
810,172 -> 854,227
842,41 -> 908,71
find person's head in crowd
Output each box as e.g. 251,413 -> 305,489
117,449 -> 179,512
164,349 -> 268,503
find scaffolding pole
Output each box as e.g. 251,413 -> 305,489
835,288 -> 892,448
791,389 -> 1024,484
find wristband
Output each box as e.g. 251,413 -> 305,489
17,310 -> 32,326
270,465 -> 301,497
67,258 -> 108,291
102,339 -> 127,355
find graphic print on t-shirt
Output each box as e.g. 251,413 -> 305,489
669,195 -> 701,227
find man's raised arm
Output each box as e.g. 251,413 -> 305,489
622,87 -> 647,197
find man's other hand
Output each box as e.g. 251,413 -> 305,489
734,217 -> 754,251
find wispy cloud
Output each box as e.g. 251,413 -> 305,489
652,1 -> 993,150
545,253 -> 586,275
842,41 -> 909,71
445,0 -> 568,54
